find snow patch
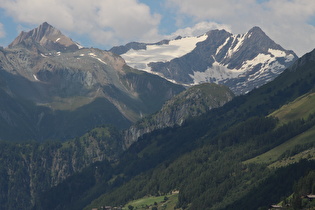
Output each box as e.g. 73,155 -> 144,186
122,34 -> 208,72
190,52 -> 285,85
190,61 -> 244,84
96,57 -> 107,65
225,34 -> 246,58
215,37 -> 230,55
268,49 -> 285,57
88,53 -> 107,65
75,42 -> 84,49
285,54 -> 295,62
33,74 -> 39,81
268,49 -> 295,63
240,53 -> 272,70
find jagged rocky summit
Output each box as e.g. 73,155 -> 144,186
0,22 -> 184,141
8,22 -> 82,52
112,27 -> 298,95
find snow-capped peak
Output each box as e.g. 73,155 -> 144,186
121,34 -> 208,72
9,22 -> 82,52
116,26 -> 298,95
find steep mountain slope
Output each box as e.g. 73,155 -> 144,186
0,125 -> 122,210
8,22 -> 82,52
0,23 -> 184,141
84,49 -> 315,210
124,83 -> 234,147
0,80 -> 234,210
114,27 -> 298,94
35,48 -> 315,210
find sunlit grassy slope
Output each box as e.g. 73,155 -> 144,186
245,91 -> 315,166
244,124 -> 315,165
122,193 -> 179,210
270,91 -> 315,124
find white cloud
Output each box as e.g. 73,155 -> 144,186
0,0 -> 161,47
167,21 -> 231,38
1,0 -> 315,56
166,0 -> 315,56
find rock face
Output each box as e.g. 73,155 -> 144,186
0,23 -> 184,141
115,27 -> 298,95
8,22 -> 81,52
123,83 -> 234,148
0,126 -> 123,209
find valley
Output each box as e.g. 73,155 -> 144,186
0,22 -> 314,210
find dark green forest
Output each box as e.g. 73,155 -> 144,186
30,49 -> 315,210
1,50 -> 315,209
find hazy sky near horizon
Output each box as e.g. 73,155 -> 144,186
0,0 -> 314,56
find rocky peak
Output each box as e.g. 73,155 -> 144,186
123,83 -> 234,148
119,26 -> 298,95
8,22 -> 81,52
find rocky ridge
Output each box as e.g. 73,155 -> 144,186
116,27 -> 298,95
0,22 -> 184,141
123,83 -> 234,148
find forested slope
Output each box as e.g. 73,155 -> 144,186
34,49 -> 315,210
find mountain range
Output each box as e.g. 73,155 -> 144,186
0,22 -> 298,141
112,27 -> 298,94
1,22 -> 315,210
0,22 -> 184,141
35,47 -> 315,210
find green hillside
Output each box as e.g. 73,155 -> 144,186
81,49 -> 315,210
5,49 -> 315,210
271,91 -> 315,124
243,91 -> 315,166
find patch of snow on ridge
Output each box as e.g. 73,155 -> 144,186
285,54 -> 295,62
216,37 -> 230,55
225,34 -> 246,58
121,34 -> 208,72
88,52 -> 107,65
189,61 -> 244,84
96,58 -> 107,65
268,49 -> 295,63
268,49 -> 285,57
33,74 -> 39,81
76,42 -> 84,49
240,53 -> 273,70
190,52 -> 286,85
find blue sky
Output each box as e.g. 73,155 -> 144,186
0,0 -> 315,56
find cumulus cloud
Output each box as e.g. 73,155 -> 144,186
1,0 -> 315,56
167,21 -> 231,38
0,0 -> 161,47
166,0 -> 315,56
